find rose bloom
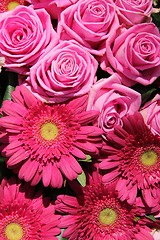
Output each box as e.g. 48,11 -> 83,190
87,73 -> 141,136
100,23 -> 160,86
113,0 -> 153,27
29,0 -> 78,19
141,94 -> 160,136
25,40 -> 98,103
57,0 -> 120,56
0,5 -> 58,75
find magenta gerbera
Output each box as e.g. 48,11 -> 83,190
55,174 -> 154,240
99,112 -> 160,207
0,85 -> 103,188
0,177 -> 61,240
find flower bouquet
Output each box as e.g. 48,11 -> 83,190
0,0 -> 160,239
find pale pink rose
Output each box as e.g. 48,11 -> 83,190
0,5 -> 58,75
141,94 -> 160,136
152,231 -> 160,240
25,40 -> 98,103
100,23 -> 160,86
57,0 -> 120,56
29,0 -> 78,19
114,0 -> 153,26
87,73 -> 141,136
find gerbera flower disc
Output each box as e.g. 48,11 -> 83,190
0,85 -> 103,188
0,177 -> 61,239
55,181 -> 154,240
99,112 -> 160,207
0,0 -> 25,12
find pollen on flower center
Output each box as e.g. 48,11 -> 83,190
41,122 -> 58,140
7,1 -> 20,11
141,150 -> 157,166
99,208 -> 117,225
5,223 -> 23,240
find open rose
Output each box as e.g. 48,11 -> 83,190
0,5 -> 58,75
25,40 -> 98,103
100,23 -> 160,86
29,0 -> 78,19
114,0 -> 153,26
87,73 -> 141,136
141,94 -> 160,136
57,0 -> 119,56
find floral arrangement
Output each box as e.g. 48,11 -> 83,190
0,0 -> 160,239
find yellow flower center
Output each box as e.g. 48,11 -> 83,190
99,208 -> 117,225
7,1 -> 20,11
41,122 -> 58,140
141,150 -> 157,166
5,223 -> 23,240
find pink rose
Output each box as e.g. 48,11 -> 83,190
0,5 -> 58,75
141,94 -> 160,136
87,73 -> 141,136
100,23 -> 160,86
29,0 -> 78,19
152,231 -> 160,240
25,40 -> 98,103
114,0 -> 153,26
57,0 -> 120,56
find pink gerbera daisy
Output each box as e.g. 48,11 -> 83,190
0,0 -> 28,12
55,172 -> 154,240
0,177 -> 61,240
99,112 -> 160,207
0,85 -> 103,188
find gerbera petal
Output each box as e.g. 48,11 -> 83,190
77,110 -> 99,125
42,162 -> 52,187
51,164 -> 63,189
74,141 -> 98,154
70,146 -> 86,159
24,160 -> 39,183
0,116 -> 22,129
102,171 -> 120,183
127,184 -> 137,205
60,156 -> 78,181
1,100 -> 27,117
19,85 -> 37,108
7,148 -> 28,166
142,188 -> 153,207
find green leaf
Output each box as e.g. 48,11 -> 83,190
57,229 -> 68,240
77,154 -> 92,162
134,216 -> 140,222
2,84 -> 15,101
145,215 -> 157,222
77,170 -> 86,187
0,157 -> 5,163
131,83 -> 158,106
152,12 -> 160,22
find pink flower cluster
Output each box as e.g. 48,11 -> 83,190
0,0 -> 159,239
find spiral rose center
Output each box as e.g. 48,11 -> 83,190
5,223 -> 23,240
99,208 -> 117,225
141,150 -> 157,166
41,122 -> 58,140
